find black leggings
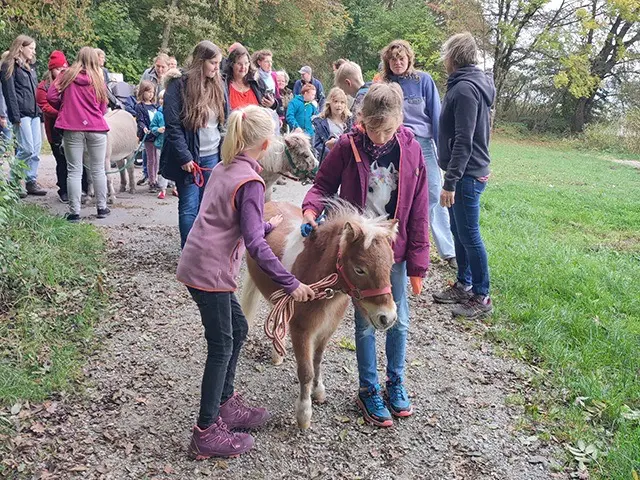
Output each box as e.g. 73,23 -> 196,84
188,287 -> 248,429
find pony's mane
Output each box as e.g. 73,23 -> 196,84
322,198 -> 398,249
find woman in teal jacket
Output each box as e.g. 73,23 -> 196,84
286,83 -> 318,136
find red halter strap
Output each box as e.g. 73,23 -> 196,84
336,251 -> 392,300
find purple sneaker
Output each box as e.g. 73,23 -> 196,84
219,393 -> 271,430
189,418 -> 254,460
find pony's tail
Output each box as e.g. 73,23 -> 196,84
241,271 -> 261,329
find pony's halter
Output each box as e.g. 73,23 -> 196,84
335,251 -> 392,300
284,148 -> 318,186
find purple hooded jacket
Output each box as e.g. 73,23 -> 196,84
302,125 -> 430,278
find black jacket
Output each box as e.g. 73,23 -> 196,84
159,70 -> 229,182
0,60 -> 40,124
438,66 -> 495,191
312,115 -> 353,163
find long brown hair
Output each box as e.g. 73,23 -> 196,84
58,46 -> 108,103
3,35 -> 36,79
182,41 -> 225,130
223,47 -> 255,86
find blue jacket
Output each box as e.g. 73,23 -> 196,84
286,95 -> 318,137
293,78 -> 325,110
312,115 -> 353,163
389,71 -> 441,148
159,70 -> 229,183
150,106 -> 165,149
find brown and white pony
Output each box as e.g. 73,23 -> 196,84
241,200 -> 398,429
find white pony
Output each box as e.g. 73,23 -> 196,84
365,160 -> 398,216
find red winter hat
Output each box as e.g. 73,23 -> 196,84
48,51 -> 68,70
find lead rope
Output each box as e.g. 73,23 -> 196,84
265,273 -> 340,357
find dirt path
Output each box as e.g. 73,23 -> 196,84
14,156 -> 560,479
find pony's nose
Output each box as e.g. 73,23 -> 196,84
377,313 -> 397,329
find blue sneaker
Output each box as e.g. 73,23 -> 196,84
356,384 -> 393,427
386,378 -> 414,417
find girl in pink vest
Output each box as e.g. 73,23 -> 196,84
177,105 -> 314,459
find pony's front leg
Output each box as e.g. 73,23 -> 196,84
271,344 -> 284,365
311,340 -> 329,404
292,335 -> 313,429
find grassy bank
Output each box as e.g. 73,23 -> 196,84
0,204 -> 106,405
484,137 -> 640,479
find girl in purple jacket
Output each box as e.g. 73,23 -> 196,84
302,83 -> 430,427
177,105 -> 314,459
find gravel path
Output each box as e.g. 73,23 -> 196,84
9,156 -> 561,479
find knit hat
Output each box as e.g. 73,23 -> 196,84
48,51 -> 68,71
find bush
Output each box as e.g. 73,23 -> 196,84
579,109 -> 640,156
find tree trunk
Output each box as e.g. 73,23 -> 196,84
160,0 -> 179,51
571,96 -> 591,133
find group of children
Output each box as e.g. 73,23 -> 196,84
134,80 -> 176,199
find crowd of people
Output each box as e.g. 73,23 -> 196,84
1,32 -> 495,462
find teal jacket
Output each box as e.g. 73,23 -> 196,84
150,106 -> 165,149
286,95 -> 318,137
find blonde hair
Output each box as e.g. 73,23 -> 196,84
380,39 -> 416,81
320,87 -> 351,123
335,61 -> 364,89
58,46 -> 107,103
221,106 -> 275,165
442,32 -> 478,70
3,35 -> 36,79
360,83 -> 404,131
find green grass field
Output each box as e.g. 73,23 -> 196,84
483,137 -> 640,479
0,205 -> 105,405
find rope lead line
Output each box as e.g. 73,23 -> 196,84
264,273 -> 340,357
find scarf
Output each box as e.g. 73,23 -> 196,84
361,130 -> 399,161
258,69 -> 275,93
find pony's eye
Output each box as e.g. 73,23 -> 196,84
354,267 -> 366,276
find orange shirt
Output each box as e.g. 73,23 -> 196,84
229,83 -> 259,110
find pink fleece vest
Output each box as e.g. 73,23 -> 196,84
177,154 -> 265,292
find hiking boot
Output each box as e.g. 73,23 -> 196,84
385,378 -> 413,418
58,192 -> 69,203
97,207 -> 111,219
136,175 -> 148,186
433,282 -> 473,304
65,213 -> 80,223
189,418 -> 254,460
445,256 -> 458,269
356,384 -> 393,427
26,181 -> 46,196
452,295 -> 494,319
219,393 -> 271,430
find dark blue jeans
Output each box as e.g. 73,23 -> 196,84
188,287 -> 248,428
176,153 -> 219,247
448,175 -> 490,296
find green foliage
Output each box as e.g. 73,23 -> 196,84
92,1 -> 146,82
333,0 -> 442,81
0,138 -> 27,226
0,205 -> 105,405
578,108 -> 640,155
486,137 -> 640,479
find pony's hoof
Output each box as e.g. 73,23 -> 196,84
297,419 -> 311,430
295,399 -> 312,429
128,188 -> 135,194
311,389 -> 326,404
271,350 -> 284,366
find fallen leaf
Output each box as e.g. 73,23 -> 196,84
163,464 -> 175,474
410,360 -> 423,367
44,402 -> 58,414
334,415 -> 350,424
338,429 -> 348,442
370,448 -> 380,458
216,460 -> 229,470
135,397 -> 148,405
30,422 -> 45,434
68,465 -> 89,472
96,463 -> 109,474
10,404 -> 21,415
124,443 -> 134,455
356,417 -> 365,426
